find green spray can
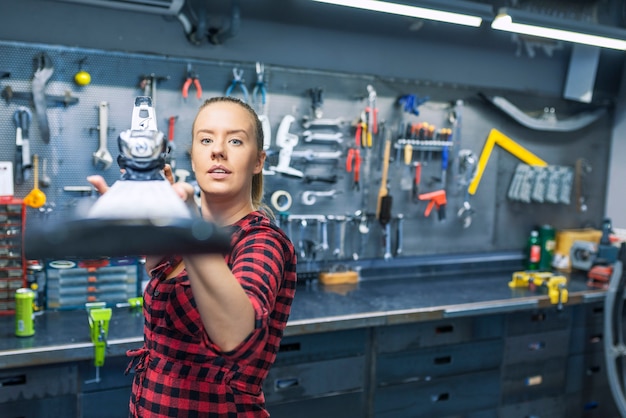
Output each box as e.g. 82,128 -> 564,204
15,288 -> 35,337
539,225 -> 556,271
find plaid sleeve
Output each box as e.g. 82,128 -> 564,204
203,223 -> 289,356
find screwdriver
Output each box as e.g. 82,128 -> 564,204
441,144 -> 449,188
440,128 -> 451,187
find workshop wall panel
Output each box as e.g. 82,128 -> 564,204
0,40 -> 613,275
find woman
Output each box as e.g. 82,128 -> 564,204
89,96 -> 297,417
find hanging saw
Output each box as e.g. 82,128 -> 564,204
481,94 -> 607,132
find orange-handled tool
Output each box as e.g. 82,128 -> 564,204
418,189 -> 447,220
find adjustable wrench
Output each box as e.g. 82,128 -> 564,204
93,102 -> 113,170
32,52 -> 54,143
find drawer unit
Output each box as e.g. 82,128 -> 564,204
0,199 -> 25,314
0,364 -> 78,403
374,369 -> 501,418
45,257 -> 140,309
376,315 -> 504,353
377,339 -> 503,386
505,307 -> 572,336
263,356 -> 365,404
501,357 -> 567,404
503,329 -> 570,365
499,396 -> 566,418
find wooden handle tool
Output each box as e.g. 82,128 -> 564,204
376,137 -> 392,220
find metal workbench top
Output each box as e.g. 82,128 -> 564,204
0,256 -> 605,370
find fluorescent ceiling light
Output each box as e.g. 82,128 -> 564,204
492,8 -> 626,51
312,0 -> 484,27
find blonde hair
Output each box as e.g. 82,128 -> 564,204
192,96 -> 273,217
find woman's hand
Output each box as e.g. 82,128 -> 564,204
86,175 -> 109,194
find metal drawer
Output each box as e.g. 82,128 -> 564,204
565,391 -> 620,418
377,315 -> 503,353
506,307 -> 572,336
570,302 -> 606,355
499,396 -> 566,418
503,329 -> 570,364
80,387 -> 132,418
274,328 -> 367,366
376,339 -> 503,385
1,394 -> 78,418
0,364 -> 78,403
565,352 -> 610,395
263,356 -> 364,403
374,369 -> 500,418
266,392 -> 363,418
501,358 -> 567,404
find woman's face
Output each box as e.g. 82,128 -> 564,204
191,101 -> 264,203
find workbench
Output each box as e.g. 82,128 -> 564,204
0,252 -> 616,418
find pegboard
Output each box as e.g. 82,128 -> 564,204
0,40 -> 611,270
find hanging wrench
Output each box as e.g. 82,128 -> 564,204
32,52 -> 54,144
302,130 -> 344,144
291,149 -> 342,161
93,102 -> 113,170
302,117 -> 344,129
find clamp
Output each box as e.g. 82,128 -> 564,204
225,67 -> 249,103
252,62 -> 267,109
182,64 -> 202,100
509,271 -> 568,308
85,302 -> 112,384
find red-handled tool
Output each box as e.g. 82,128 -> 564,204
413,162 -> 422,202
346,148 -> 361,190
182,64 -> 202,100
167,116 -> 178,169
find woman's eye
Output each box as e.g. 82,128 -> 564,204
229,138 -> 243,145
200,137 -> 212,144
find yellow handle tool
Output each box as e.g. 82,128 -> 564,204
468,129 -> 548,195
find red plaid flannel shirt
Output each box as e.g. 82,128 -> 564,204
126,211 -> 297,417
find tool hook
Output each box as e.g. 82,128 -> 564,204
252,62 -> 267,106
225,67 -> 249,103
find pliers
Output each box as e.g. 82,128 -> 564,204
182,64 -> 202,100
225,67 -> 249,103
252,62 -> 267,109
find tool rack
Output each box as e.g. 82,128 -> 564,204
0,198 -> 26,314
